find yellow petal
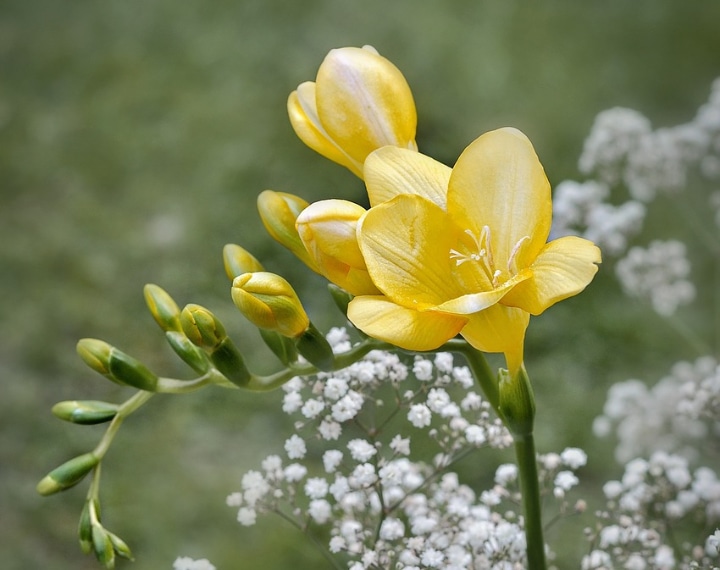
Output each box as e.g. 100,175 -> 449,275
347,296 -> 467,351
296,200 -> 380,296
315,47 -> 417,168
358,194 -> 464,308
460,304 -> 530,374
448,128 -> 552,270
434,269 -> 531,314
287,83 -> 363,177
500,236 -> 602,315
364,147 -> 451,208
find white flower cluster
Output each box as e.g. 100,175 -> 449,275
552,76 -> 720,260
551,179 -> 645,255
579,77 -> 720,201
584,451 -> 720,569
224,328 -> 589,568
172,557 -> 216,570
594,356 -> 720,463
615,239 -> 696,316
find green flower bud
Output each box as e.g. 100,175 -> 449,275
180,304 -> 227,350
498,366 -> 536,438
106,530 -> 133,561
77,339 -> 159,391
92,524 -> 115,569
165,331 -> 211,374
37,452 -> 100,496
259,328 -> 298,366
295,322 -> 335,372
223,244 -> 264,280
52,400 -> 119,425
256,190 -> 320,271
143,284 -> 181,332
231,272 -> 309,338
78,501 -> 94,554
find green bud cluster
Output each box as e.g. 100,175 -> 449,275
79,499 -> 133,568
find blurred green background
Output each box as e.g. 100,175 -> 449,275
3,1 -> 720,568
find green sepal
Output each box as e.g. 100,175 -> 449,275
210,337 -> 251,387
498,366 -> 536,438
37,452 -> 100,496
295,322 -> 334,372
52,400 -> 119,425
259,328 -> 298,366
327,284 -> 354,317
165,331 -> 211,374
107,349 -> 158,392
92,524 -> 115,569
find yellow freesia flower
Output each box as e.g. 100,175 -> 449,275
287,45 -> 418,178
347,128 -> 601,373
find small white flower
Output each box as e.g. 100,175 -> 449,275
323,449 -> 343,473
282,391 -> 303,413
408,403 -> 432,428
420,548 -> 445,567
379,517 -> 405,540
324,377 -> 349,400
426,388 -> 451,413
284,434 -> 307,459
554,470 -> 579,491
465,425 -> 486,445
434,352 -> 454,373
173,557 -> 216,570
318,418 -> 342,441
350,463 -> 377,487
461,392 -> 483,410
495,464 -> 518,486
301,398 -> 325,419
413,358 -> 434,381
237,506 -> 257,526
452,366 -> 474,388
284,463 -> 307,482
348,439 -> 377,462
328,536 -> 346,553
304,477 -> 329,499
390,435 -> 411,455
560,447 -> 588,469
225,492 -> 242,507
308,499 -> 332,524
332,390 -> 364,422
261,455 -> 282,473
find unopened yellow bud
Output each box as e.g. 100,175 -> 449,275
37,452 -> 100,496
288,45 -> 417,178
143,284 -> 181,332
77,339 -> 158,391
257,190 -> 320,271
180,304 -> 227,350
231,272 -> 309,338
223,244 -> 264,280
296,199 -> 379,296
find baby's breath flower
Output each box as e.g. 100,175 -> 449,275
284,434 -> 307,459
407,404 -> 432,428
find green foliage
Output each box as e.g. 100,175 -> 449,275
4,0 -> 720,568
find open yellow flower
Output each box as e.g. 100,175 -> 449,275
347,128 -> 601,373
288,45 -> 417,178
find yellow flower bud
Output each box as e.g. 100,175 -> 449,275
143,284 -> 181,332
296,199 -> 380,296
223,244 -> 264,280
288,45 -> 417,178
77,338 -> 112,376
231,272 -> 309,338
257,190 -> 320,271
180,304 -> 227,350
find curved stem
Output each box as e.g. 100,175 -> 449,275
514,433 -> 547,570
442,339 -> 501,418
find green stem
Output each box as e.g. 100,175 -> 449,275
443,339 -> 500,417
514,433 -> 547,570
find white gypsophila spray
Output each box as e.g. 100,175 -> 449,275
594,356 -> 720,463
224,328 -> 590,569
615,240 -> 696,316
172,557 -> 216,570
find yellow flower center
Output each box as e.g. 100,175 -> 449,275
449,226 -> 530,288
